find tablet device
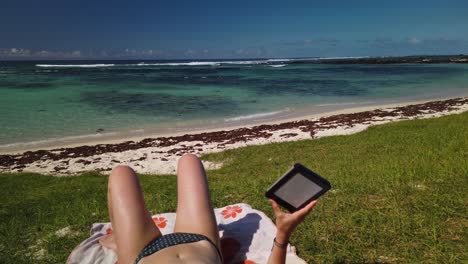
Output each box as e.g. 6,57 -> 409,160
265,163 -> 331,212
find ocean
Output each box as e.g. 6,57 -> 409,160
1,59 -> 468,150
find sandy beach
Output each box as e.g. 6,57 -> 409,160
0,97 -> 467,176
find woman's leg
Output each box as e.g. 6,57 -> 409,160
106,165 -> 162,263
173,154 -> 220,249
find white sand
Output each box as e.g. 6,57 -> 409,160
1,99 -> 467,176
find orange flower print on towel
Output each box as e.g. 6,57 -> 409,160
106,228 -> 113,235
152,217 -> 168,229
221,205 -> 242,219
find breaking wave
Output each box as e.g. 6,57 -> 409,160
35,58 -> 297,68
36,64 -> 116,68
268,64 -> 286,68
315,101 -> 375,106
35,57 -> 370,68
224,108 -> 290,122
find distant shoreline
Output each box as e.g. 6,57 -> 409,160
1,92 -> 467,154
1,96 -> 466,175
291,54 -> 468,64
2,54 -> 467,64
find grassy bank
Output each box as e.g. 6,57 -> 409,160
1,112 -> 467,263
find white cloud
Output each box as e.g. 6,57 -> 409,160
71,50 -> 81,57
407,37 -> 421,44
234,46 -> 267,57
121,48 -> 165,57
0,48 -> 86,59
0,48 -> 31,57
184,49 -> 195,56
100,50 -> 109,57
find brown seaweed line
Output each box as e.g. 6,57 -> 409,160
1,97 -> 466,168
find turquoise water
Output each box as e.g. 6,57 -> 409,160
1,60 -> 467,148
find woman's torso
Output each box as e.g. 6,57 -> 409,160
139,240 -> 222,264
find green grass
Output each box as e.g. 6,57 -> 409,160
1,112 -> 467,263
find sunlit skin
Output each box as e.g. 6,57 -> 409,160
100,154 -> 317,264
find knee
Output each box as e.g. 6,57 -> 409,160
178,153 -> 200,165
111,165 -> 134,176
109,165 -> 136,183
177,154 -> 203,172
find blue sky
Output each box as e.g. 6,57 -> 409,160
1,0 -> 467,59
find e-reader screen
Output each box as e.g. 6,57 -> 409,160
274,172 -> 323,207
266,163 -> 331,212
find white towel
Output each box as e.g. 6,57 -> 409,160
67,203 -> 307,264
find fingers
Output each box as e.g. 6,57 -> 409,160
270,199 -> 317,218
295,200 -> 318,217
304,200 -> 318,212
269,199 -> 282,216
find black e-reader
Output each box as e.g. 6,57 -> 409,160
265,163 -> 331,212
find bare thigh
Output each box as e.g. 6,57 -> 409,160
107,165 -> 162,263
173,154 -> 220,249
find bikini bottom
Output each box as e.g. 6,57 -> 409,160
134,232 -> 222,264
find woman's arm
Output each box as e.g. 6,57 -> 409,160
267,199 -> 318,264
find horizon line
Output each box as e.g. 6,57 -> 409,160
1,53 -> 466,62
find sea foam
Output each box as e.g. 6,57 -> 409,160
224,108 -> 290,122
0,132 -> 119,149
35,59 -> 294,68
315,101 -> 375,107
267,58 -> 291,62
36,64 -> 116,68
34,57 -> 370,69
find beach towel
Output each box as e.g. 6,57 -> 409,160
67,203 -> 307,264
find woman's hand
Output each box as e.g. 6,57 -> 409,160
267,200 -> 317,264
270,199 -> 317,243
